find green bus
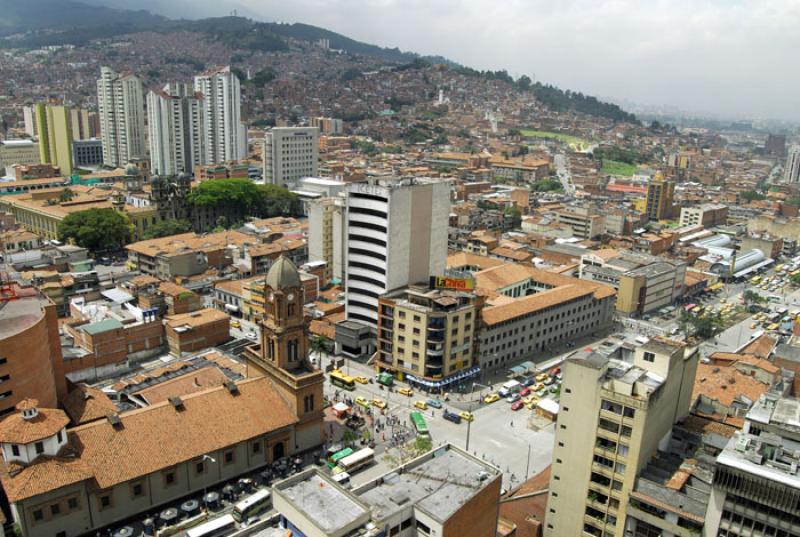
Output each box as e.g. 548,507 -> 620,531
410,411 -> 430,438
327,447 -> 354,468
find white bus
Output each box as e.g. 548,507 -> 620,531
232,489 -> 272,523
185,514 -> 236,537
337,448 -> 375,473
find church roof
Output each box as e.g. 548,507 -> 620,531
265,255 -> 301,291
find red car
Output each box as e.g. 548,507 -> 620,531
549,367 -> 561,376
520,387 -> 532,397
511,401 -> 525,411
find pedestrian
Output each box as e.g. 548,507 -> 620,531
510,420 -> 514,427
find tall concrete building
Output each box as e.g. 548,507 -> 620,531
68,107 -> 96,140
97,66 -> 146,167
344,178 -> 450,328
335,178 -> 450,358
22,105 -> 37,137
193,65 -> 246,165
645,172 -> 675,221
307,196 -> 346,282
147,83 -> 205,176
262,127 -> 319,186
785,146 -> 800,183
34,103 -> 74,174
706,394 -> 800,536
544,338 -> 699,537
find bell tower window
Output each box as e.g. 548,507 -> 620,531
288,340 -> 298,362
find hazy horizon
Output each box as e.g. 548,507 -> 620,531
86,0 -> 800,122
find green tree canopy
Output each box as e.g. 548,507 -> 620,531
741,190 -> 767,202
187,179 -> 302,225
58,208 -> 132,252
142,219 -> 192,240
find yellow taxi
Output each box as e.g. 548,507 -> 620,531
533,382 -> 545,392
355,396 -> 370,409
414,400 -> 428,410
372,399 -> 387,409
522,395 -> 538,406
484,393 -> 500,404
398,387 -> 413,397
535,373 -> 548,382
354,376 -> 368,385
459,411 -> 475,422
230,319 -> 241,328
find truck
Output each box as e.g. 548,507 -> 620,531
498,380 -> 522,398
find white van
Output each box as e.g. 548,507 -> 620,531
498,380 -> 522,398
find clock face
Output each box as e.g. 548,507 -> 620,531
287,293 -> 295,301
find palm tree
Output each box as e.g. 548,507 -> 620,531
310,335 -> 331,368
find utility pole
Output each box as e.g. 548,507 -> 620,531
525,443 -> 531,480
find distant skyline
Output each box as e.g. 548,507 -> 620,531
90,0 -> 800,121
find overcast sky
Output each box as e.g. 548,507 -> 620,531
115,0 -> 800,120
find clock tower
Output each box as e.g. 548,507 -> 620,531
245,256 -> 325,452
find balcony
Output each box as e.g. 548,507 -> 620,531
427,345 -> 444,356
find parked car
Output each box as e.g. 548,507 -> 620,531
506,393 -> 521,403
414,400 -> 428,410
426,399 -> 443,409
398,387 -> 413,396
459,411 -> 475,422
511,401 -> 525,411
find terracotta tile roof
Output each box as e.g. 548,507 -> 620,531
499,465 -> 550,537
158,281 -> 195,298
0,405 -> 69,444
491,247 -> 532,261
310,319 -> 336,340
126,231 -> 256,257
0,377 -> 297,502
62,386 -> 117,425
446,251 -> 505,271
679,414 -> 738,439
709,352 -> 779,374
165,308 -> 229,328
0,453 -> 93,503
132,366 -> 229,405
692,362 -> 770,408
738,333 -> 777,359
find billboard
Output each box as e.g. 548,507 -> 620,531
430,276 -> 475,291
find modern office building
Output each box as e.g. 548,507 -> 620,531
704,394 -> 800,536
263,127 -> 320,186
147,82 -> 205,176
785,146 -> 800,184
645,173 -> 675,221
34,103 -> 74,174
0,140 -> 40,174
97,66 -> 146,167
68,108 -> 96,140
376,284 -> 479,385
679,203 -> 729,228
72,139 -> 103,167
544,338 -> 699,537
193,65 -> 246,165
335,178 -> 450,357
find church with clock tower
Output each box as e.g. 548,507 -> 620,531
244,256 -> 326,452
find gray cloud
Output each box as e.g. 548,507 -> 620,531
109,0 -> 800,120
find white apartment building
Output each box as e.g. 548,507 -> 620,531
23,106 -> 37,137
343,178 -> 450,328
263,127 -> 319,186
307,196 -> 346,282
96,67 -> 146,168
193,66 -> 246,165
785,146 -> 800,183
147,83 -> 205,176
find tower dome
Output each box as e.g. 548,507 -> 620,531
265,256 -> 301,291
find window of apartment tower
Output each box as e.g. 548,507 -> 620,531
643,351 -> 656,363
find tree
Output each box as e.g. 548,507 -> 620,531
505,205 -> 522,228
58,208 -> 132,252
142,219 -> 192,240
679,310 -> 723,340
58,188 -> 75,203
743,290 -> 765,309
740,190 -> 767,202
310,335 -> 331,366
187,178 -> 301,224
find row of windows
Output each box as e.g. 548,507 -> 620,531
349,247 -> 386,262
